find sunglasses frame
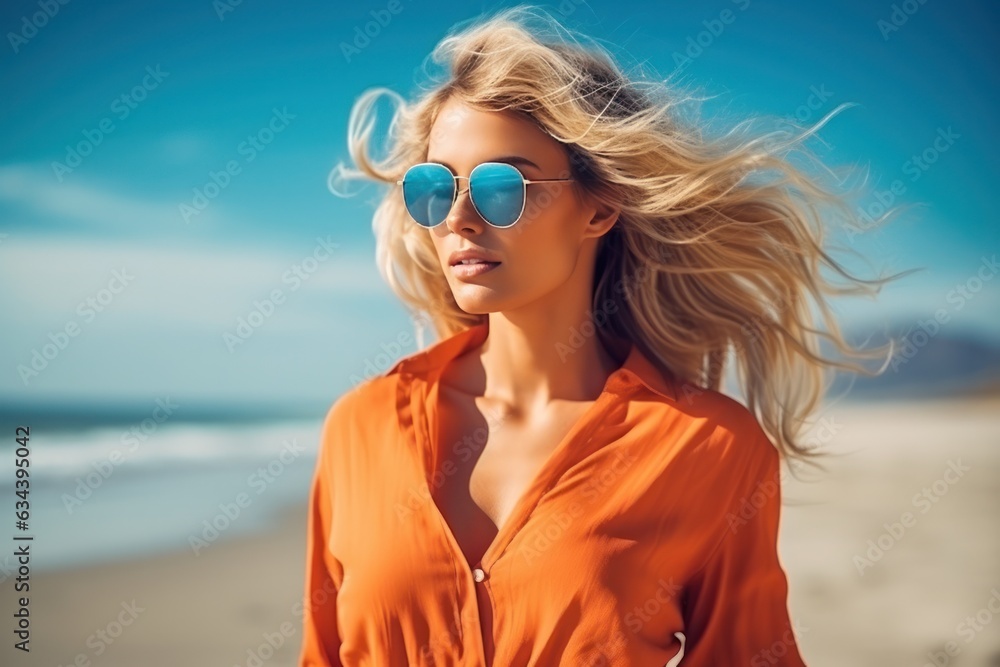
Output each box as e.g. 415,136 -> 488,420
396,161 -> 575,228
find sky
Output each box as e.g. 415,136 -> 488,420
1,0 -> 997,408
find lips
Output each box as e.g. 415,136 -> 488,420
449,258 -> 501,280
453,259 -> 500,266
448,248 -> 502,267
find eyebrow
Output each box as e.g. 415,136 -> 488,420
425,155 -> 541,172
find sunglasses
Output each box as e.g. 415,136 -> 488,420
396,161 -> 575,228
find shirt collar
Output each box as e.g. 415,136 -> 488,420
382,320 -> 677,402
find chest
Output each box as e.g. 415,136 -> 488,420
429,386 -> 597,568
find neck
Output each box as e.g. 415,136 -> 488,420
477,305 -> 624,414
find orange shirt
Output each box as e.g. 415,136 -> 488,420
298,321 -> 807,666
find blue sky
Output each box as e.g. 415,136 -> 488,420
1,0 -> 997,407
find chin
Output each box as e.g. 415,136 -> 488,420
451,295 -> 501,315
448,283 -> 508,313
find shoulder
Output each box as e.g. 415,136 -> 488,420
320,373 -> 399,435
667,382 -> 778,471
658,386 -> 784,538
315,373 -> 404,466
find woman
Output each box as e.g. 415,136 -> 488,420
299,7 -> 907,666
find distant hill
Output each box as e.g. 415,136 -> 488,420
827,325 -> 1000,400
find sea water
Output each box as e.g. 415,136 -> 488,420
0,418 -> 323,574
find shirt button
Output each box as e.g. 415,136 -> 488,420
472,567 -> 486,582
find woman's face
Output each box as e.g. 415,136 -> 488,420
423,97 -> 616,316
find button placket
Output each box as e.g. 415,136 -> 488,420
419,369 -> 637,665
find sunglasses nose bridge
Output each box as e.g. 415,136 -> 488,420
443,175 -> 481,228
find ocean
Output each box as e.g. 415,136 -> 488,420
0,416 -> 323,575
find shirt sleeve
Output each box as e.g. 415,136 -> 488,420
298,405 -> 346,667
679,434 -> 807,666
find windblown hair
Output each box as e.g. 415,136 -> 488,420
334,6 -> 915,472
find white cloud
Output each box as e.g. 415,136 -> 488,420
0,162 -> 392,332
0,162 -> 230,232
0,235 -> 389,333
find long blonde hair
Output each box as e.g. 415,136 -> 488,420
334,6 -> 916,471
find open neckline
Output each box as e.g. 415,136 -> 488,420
420,373 -> 628,573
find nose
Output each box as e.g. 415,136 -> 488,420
443,180 -> 485,234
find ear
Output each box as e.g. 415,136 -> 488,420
584,199 -> 621,239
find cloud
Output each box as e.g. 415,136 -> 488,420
0,164 -> 237,235
0,162 -> 227,233
0,162 -> 395,365
0,233 -> 399,399
0,235 -> 388,333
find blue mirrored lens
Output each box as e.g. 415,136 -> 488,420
402,164 -> 455,227
470,163 -> 524,227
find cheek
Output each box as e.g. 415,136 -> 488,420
429,234 -> 449,266
507,200 -> 583,276
520,188 -> 568,231
512,191 -> 582,247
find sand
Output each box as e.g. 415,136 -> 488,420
4,393 -> 998,667
780,392 -> 1000,667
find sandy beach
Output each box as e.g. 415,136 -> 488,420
780,392 -> 1000,667
4,392 -> 998,667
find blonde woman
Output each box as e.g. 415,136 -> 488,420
299,7 -> 906,666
